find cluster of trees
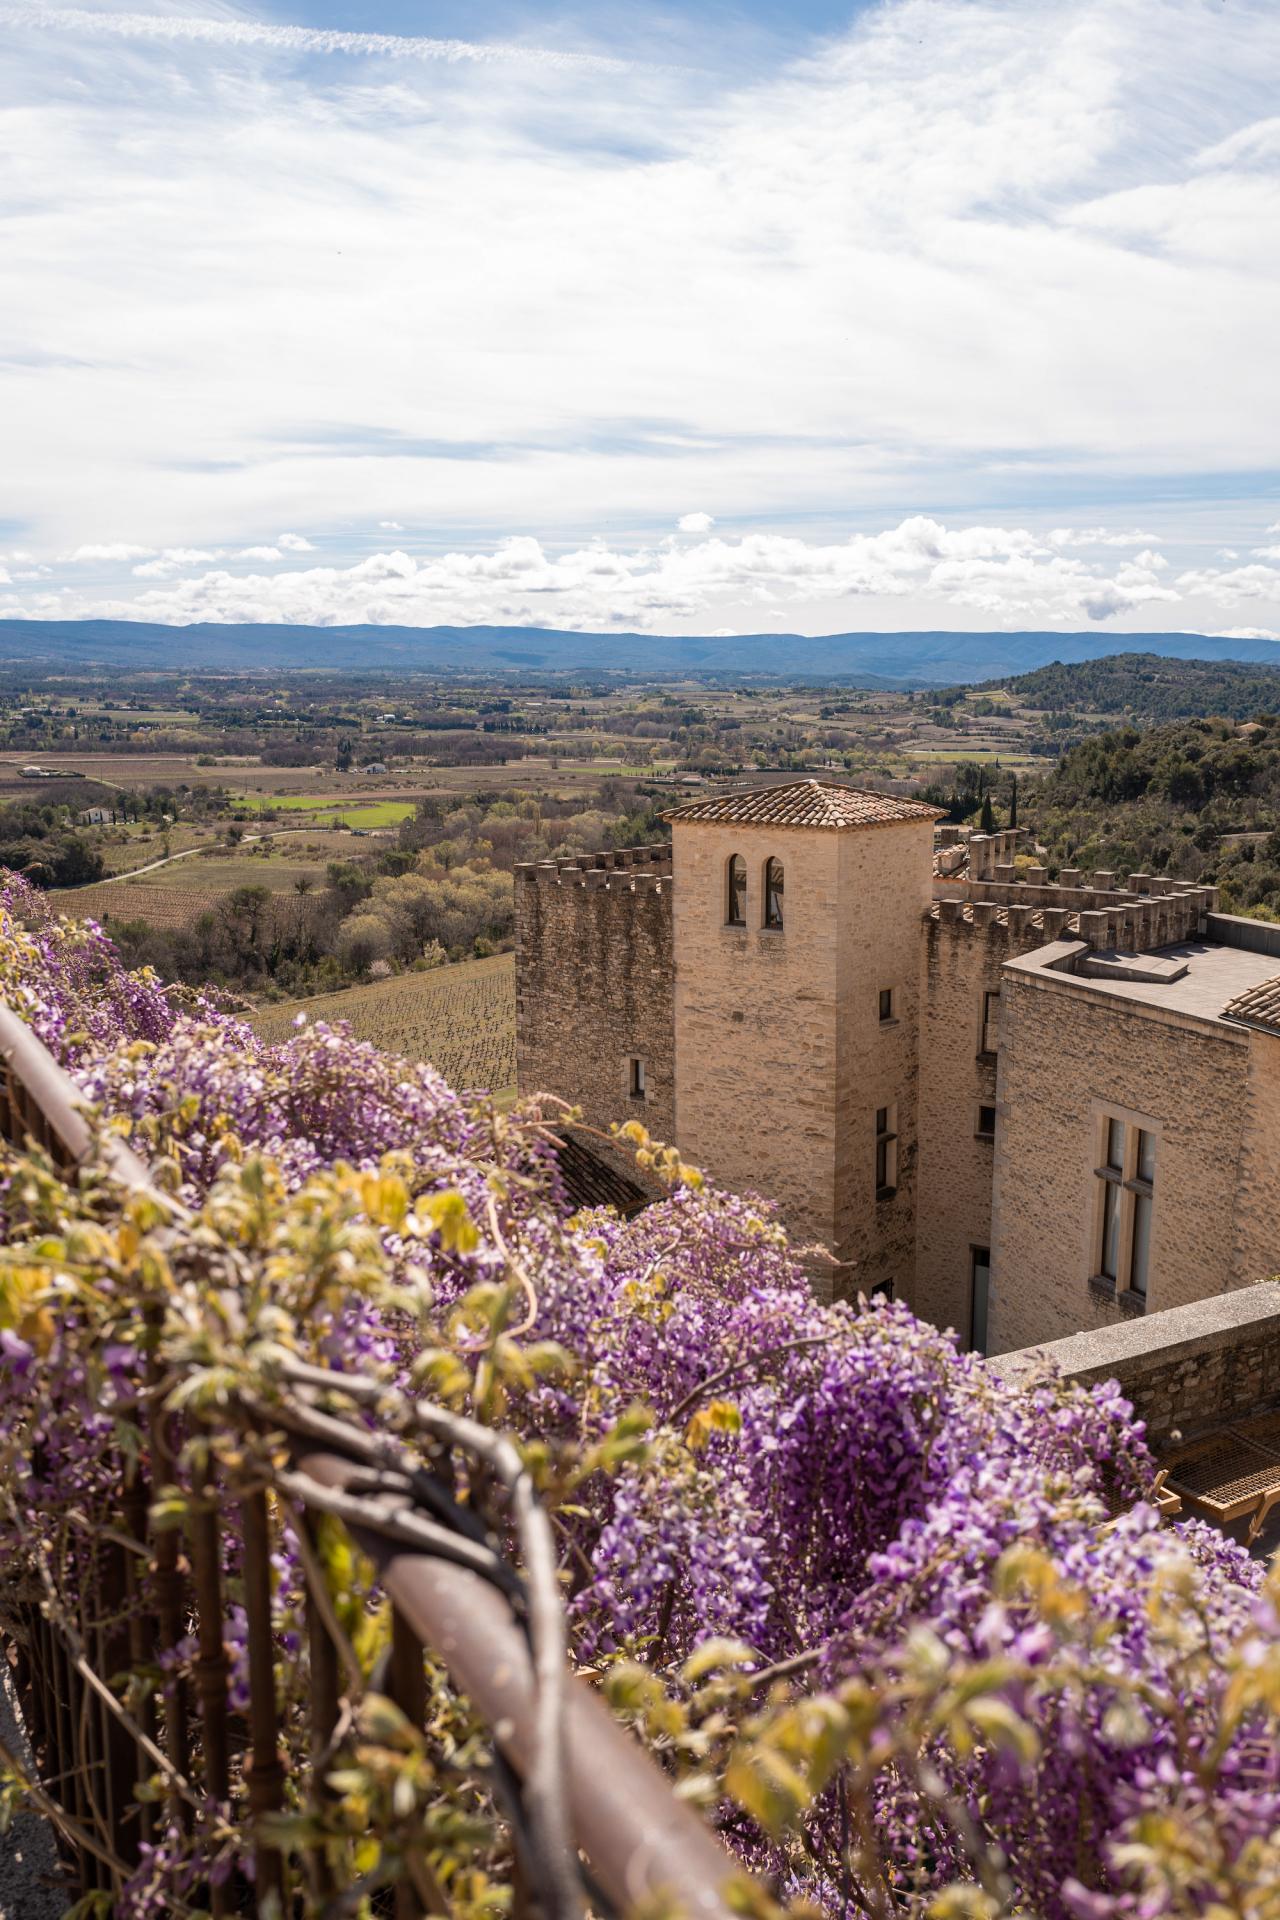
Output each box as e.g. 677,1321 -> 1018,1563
0,800 -> 106,887
995,652 -> 1280,722
1018,714 -> 1280,919
107,782 -> 672,996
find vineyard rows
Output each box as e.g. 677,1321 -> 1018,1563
251,953 -> 517,1094
66,883 -> 232,930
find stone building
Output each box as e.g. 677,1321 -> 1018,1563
515,778 -> 1280,1353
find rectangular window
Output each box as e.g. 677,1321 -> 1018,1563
869,1278 -> 895,1302
1130,1128 -> 1155,1296
977,1103 -> 996,1140
875,1105 -> 898,1198
980,988 -> 1000,1055
1094,1117 -> 1156,1300
970,1248 -> 990,1354
629,1057 -> 646,1099
878,987 -> 894,1023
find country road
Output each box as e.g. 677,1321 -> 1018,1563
66,827 -> 324,890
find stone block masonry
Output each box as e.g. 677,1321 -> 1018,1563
992,1281 -> 1280,1448
515,846 -> 676,1157
989,958 -> 1252,1352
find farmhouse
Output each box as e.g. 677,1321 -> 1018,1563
515,778 -> 1280,1354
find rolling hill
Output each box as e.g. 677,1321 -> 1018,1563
2,619 -> 1278,685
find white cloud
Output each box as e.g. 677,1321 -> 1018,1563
678,512 -> 714,535
1,0 -> 1278,580
234,544 -> 282,561
277,533 -> 315,552
68,542 -> 155,562
1220,627 -> 1280,640
131,547 -> 219,577
1047,528 -> 1162,549
4,514 -> 1228,631
1175,562 -> 1280,604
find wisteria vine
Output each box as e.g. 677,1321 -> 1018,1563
0,871 -> 1277,1920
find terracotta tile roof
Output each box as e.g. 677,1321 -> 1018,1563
1222,973 -> 1280,1034
663,778 -> 945,831
552,1134 -> 652,1218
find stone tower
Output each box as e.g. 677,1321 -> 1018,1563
665,779 -> 942,1301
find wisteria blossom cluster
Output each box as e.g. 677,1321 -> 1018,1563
1,872 -> 1278,1920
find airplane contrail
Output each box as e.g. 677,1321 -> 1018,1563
0,4 -> 636,73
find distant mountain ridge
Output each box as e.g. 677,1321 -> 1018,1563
1,619 -> 1277,685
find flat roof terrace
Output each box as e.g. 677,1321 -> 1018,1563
1008,937 -> 1280,1032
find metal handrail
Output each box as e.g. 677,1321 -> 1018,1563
0,1000 -> 740,1917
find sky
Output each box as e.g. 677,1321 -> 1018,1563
2,0 -> 1279,640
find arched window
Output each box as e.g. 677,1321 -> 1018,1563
764,857 -> 784,929
726,853 -> 747,926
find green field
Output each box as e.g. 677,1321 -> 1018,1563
233,794 -> 416,827
250,953 -> 516,1094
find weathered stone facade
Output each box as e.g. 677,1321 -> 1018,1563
515,781 -> 1280,1352
515,847 -> 676,1159
990,958 -> 1251,1351
992,1280 -> 1280,1449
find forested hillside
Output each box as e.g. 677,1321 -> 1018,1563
991,651 -> 1280,721
1020,713 -> 1280,918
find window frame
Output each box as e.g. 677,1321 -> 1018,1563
725,852 -> 747,928
979,987 -> 1001,1056
878,986 -> 895,1024
976,1103 -> 996,1141
763,856 -> 784,930
1090,1112 -> 1158,1308
627,1055 -> 647,1101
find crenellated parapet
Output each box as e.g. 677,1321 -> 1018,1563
516,843 -> 672,888
928,879 -> 1215,953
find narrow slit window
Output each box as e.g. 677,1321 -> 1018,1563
629,1057 -> 646,1099
764,857 -> 784,929
980,988 -> 1001,1055
726,853 -> 746,927
970,1248 -> 991,1354
878,987 -> 894,1023
875,1105 -> 898,1197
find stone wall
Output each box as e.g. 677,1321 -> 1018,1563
834,819 -> 936,1302
670,815 -> 934,1301
992,1280 -> 1280,1447
515,847 -> 675,1153
1230,1028 -> 1280,1288
989,955 -> 1251,1353
672,819 -> 842,1285
914,909 -> 1010,1339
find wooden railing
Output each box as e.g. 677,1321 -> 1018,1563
0,1004 -> 738,1918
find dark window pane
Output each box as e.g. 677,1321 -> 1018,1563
1131,1191 -> 1152,1295
1136,1128 -> 1156,1185
978,1105 -> 996,1137
1106,1117 -> 1125,1171
764,857 -> 784,928
727,854 -> 746,925
971,1249 -> 990,1353
879,987 -> 893,1021
1100,1178 -> 1121,1280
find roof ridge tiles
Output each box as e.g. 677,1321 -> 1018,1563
662,777 -> 945,831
